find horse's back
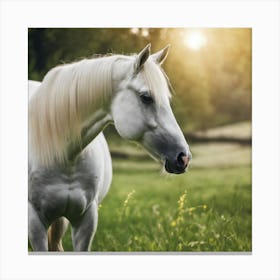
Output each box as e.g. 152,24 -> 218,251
28,80 -> 41,99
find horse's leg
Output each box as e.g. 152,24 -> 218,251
71,200 -> 98,251
48,217 -> 69,251
28,202 -> 48,251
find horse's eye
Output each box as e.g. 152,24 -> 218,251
140,92 -> 153,104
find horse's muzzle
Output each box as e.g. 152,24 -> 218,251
165,152 -> 191,174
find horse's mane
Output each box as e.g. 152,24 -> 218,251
29,54 -> 171,167
142,59 -> 172,104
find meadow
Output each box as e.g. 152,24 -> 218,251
28,28 -> 252,253
61,137 -> 252,252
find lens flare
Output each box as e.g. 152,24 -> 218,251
184,31 -> 207,50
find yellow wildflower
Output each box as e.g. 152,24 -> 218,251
170,221 -> 177,227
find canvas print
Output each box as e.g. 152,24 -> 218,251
28,28 -> 251,252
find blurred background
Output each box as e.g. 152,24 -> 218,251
29,28 -> 251,132
28,28 -> 252,252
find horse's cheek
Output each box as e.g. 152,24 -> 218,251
111,94 -> 145,140
114,112 -> 144,140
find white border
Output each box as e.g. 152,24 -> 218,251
1,0 -> 279,279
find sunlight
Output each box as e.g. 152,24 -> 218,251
183,30 -> 207,50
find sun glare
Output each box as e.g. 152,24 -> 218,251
184,31 -> 207,50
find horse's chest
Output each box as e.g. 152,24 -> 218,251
29,166 -> 99,224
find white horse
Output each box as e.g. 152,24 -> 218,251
28,44 -> 192,252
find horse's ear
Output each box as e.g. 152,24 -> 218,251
151,44 -> 170,65
134,43 -> 151,73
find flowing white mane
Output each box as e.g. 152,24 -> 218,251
29,54 -> 171,167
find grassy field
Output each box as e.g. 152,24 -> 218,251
60,140 -> 251,252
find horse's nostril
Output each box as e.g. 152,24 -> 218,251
177,152 -> 189,168
165,152 -> 190,174
177,152 -> 185,165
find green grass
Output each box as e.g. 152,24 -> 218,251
61,142 -> 251,252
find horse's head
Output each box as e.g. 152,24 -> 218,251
110,44 -> 192,174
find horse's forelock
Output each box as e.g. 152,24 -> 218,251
141,59 -> 172,105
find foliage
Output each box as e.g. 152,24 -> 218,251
28,28 -> 251,131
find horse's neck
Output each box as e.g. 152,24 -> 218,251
29,84 -> 113,167
29,56 -> 119,167
67,109 -> 112,161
